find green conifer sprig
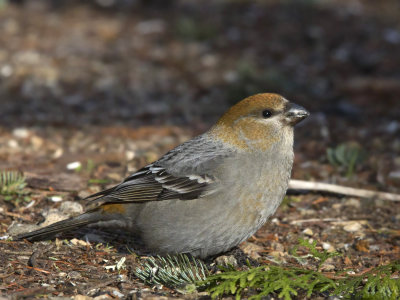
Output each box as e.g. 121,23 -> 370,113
0,170 -> 27,196
134,254 -> 208,289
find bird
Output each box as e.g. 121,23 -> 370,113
14,93 -> 309,258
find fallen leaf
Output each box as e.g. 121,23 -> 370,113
355,240 -> 370,252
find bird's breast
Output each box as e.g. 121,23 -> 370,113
216,146 -> 294,226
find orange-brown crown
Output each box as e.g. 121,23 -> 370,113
215,93 -> 287,127
209,93 -> 290,151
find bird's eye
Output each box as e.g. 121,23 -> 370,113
262,110 -> 272,118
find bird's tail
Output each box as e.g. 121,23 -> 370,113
14,212 -> 99,241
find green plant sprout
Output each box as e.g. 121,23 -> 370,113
290,238 -> 341,271
326,142 -> 366,177
0,170 -> 30,204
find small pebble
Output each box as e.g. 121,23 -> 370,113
344,198 -> 361,208
337,243 -> 351,251
125,150 -> 135,161
1,64 -> 13,77
332,203 -> 342,210
60,201 -> 83,216
321,263 -> 335,271
214,255 -> 238,267
52,148 -> 64,159
66,161 -> 81,170
78,190 -> 91,199
112,290 -> 124,298
12,128 -> 29,138
50,196 -> 63,202
322,242 -> 332,250
41,212 -> 68,227
343,221 -> 362,232
31,135 -> 44,149
8,139 -> 18,148
299,209 -> 315,216
240,242 -> 264,259
302,228 -> 314,236
70,238 -> 90,247
68,271 -> 82,280
7,223 -> 39,236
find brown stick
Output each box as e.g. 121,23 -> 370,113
288,179 -> 400,202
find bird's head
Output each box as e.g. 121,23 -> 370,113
209,93 -> 309,151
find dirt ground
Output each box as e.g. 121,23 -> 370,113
0,0 -> 399,299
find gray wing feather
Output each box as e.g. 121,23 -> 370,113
86,134 -> 233,207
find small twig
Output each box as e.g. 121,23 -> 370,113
290,218 -> 343,225
11,287 -> 49,296
289,179 -> 400,202
0,273 -> 13,279
25,266 -> 51,274
321,269 -> 376,280
1,250 -> 37,256
3,211 -> 32,221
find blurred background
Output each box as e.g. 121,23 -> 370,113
1,2 -> 400,296
0,0 -> 399,191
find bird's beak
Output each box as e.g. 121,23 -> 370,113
285,103 -> 309,125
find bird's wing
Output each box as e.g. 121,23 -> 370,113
86,134 -> 232,208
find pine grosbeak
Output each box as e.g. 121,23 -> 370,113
15,93 -> 309,258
